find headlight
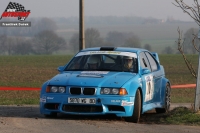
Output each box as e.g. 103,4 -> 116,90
103,88 -> 111,94
58,87 -> 65,93
51,86 -> 58,93
112,88 -> 119,95
101,88 -> 127,95
46,86 -> 66,93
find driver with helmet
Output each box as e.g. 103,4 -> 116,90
123,56 -> 133,71
87,55 -> 100,70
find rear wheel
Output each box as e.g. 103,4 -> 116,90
156,83 -> 171,113
125,89 -> 141,123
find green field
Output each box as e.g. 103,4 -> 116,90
0,54 -> 198,104
141,39 -> 176,53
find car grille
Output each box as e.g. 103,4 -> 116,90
62,105 -> 103,112
69,87 -> 96,95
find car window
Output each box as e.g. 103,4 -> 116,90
104,55 -> 116,63
67,56 -> 88,70
145,52 -> 158,72
139,52 -> 151,71
64,53 -> 138,73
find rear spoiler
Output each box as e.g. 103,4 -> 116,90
151,52 -> 160,63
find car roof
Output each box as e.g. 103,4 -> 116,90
80,47 -> 148,53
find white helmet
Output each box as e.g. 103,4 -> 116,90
87,55 -> 100,69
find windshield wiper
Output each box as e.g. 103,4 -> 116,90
65,69 -> 85,71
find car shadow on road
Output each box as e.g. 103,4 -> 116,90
0,105 -> 169,124
0,105 -> 43,118
0,105 -> 191,124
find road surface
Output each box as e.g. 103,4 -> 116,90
0,104 -> 199,133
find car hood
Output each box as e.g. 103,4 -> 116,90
48,71 -> 136,87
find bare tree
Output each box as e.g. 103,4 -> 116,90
85,28 -> 103,48
69,33 -> 79,53
12,38 -> 33,55
23,18 -> 58,36
69,28 -> 103,54
183,28 -> 200,54
33,30 -> 66,54
173,0 -> 200,78
123,35 -> 141,48
162,46 -> 174,54
144,44 -> 152,51
0,35 -> 7,54
176,28 -> 197,78
174,0 -> 200,111
105,31 -> 141,48
174,0 -> 200,26
5,37 -> 15,55
1,36 -> 33,55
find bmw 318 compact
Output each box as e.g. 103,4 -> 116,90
40,47 -> 171,123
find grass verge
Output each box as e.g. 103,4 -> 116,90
140,107 -> 200,125
164,107 -> 200,125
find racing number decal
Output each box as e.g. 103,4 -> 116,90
144,75 -> 154,102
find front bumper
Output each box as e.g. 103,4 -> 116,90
40,94 -> 135,117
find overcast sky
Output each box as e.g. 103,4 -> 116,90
0,0 -> 196,21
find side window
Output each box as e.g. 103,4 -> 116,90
139,52 -> 151,71
145,52 -> 158,71
66,56 -> 83,70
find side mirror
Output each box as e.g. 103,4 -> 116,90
141,68 -> 151,75
57,66 -> 64,72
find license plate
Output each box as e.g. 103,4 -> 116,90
68,97 -> 96,104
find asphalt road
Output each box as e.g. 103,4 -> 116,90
0,104 -> 199,133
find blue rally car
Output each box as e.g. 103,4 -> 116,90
40,47 -> 171,123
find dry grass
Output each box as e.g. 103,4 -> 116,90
171,88 -> 195,103
0,55 -> 73,87
0,91 -> 40,105
159,54 -> 198,85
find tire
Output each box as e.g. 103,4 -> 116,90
156,83 -> 171,113
125,89 -> 141,123
44,112 -> 57,118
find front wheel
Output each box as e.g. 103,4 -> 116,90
125,89 -> 141,123
156,83 -> 171,113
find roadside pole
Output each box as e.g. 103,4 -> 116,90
194,29 -> 200,112
79,0 -> 85,51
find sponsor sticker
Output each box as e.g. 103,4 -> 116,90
40,96 -> 46,103
75,51 -> 137,58
111,100 -> 121,103
47,97 -> 54,100
121,100 -> 134,106
144,75 -> 154,102
81,71 -> 109,75
78,71 -> 109,78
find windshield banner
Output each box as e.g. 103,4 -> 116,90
76,51 -> 137,58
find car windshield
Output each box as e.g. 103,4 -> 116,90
65,52 -> 138,73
